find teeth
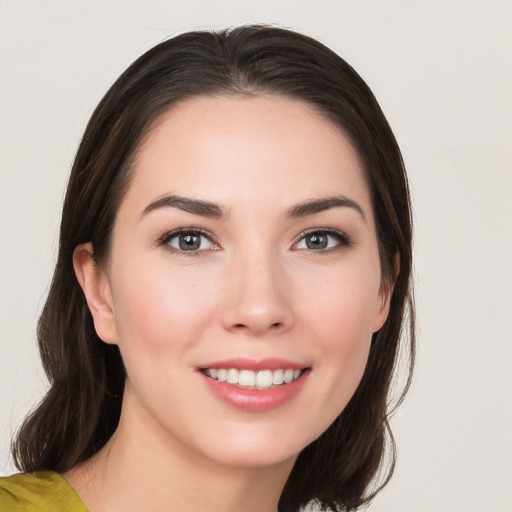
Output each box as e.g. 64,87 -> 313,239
239,370 -> 256,387
256,369 -> 273,388
226,368 -> 238,384
204,368 -> 303,389
272,369 -> 284,385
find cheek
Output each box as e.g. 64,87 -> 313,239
110,260 -> 219,354
296,264 -> 380,412
299,262 -> 382,342
312,288 -> 373,388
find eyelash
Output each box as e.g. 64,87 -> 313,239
293,228 -> 352,253
156,227 -> 352,256
157,228 -> 219,257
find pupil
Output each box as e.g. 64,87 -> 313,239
307,234 -> 327,249
179,234 -> 200,250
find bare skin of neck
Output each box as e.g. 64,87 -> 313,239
64,387 -> 295,512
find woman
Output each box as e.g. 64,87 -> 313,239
0,25 -> 414,512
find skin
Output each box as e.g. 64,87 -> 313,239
68,95 -> 391,512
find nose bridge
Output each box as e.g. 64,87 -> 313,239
221,242 -> 292,335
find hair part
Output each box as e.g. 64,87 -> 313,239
12,25 -> 414,512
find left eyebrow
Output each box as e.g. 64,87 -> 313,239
286,195 -> 366,222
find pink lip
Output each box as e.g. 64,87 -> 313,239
199,357 -> 306,371
200,366 -> 310,413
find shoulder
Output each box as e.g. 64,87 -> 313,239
0,471 -> 89,512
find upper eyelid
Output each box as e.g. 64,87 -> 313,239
157,227 -> 217,246
295,227 -> 350,242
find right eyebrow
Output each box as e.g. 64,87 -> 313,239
140,194 -> 227,219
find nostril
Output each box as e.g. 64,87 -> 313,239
233,322 -> 282,330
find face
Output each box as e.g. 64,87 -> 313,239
78,95 -> 391,470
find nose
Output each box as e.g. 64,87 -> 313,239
220,248 -> 294,336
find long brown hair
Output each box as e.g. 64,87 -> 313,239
12,25 -> 415,511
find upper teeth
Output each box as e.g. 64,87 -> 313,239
204,368 -> 302,389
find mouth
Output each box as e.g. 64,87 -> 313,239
201,368 -> 305,390
198,357 -> 310,412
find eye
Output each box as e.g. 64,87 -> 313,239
159,229 -> 218,254
294,229 -> 351,252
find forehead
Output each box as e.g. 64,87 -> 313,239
123,94 -> 371,216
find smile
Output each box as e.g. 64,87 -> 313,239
202,368 -> 303,390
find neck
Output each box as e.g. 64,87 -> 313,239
65,387 -> 295,512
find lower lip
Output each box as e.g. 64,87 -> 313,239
201,370 -> 310,413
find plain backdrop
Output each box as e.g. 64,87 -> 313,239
1,1 -> 511,510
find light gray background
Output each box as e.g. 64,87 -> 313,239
1,1 -> 511,510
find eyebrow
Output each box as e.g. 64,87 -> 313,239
140,194 -> 365,222
141,195 -> 226,219
286,196 -> 366,222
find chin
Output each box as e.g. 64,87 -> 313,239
190,419 -> 320,470
207,443 -> 299,470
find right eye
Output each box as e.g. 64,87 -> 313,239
160,229 -> 218,254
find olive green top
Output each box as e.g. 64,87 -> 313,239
0,471 -> 88,511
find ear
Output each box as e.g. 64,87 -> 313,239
372,252 -> 400,332
73,243 -> 119,344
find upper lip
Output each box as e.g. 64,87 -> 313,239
198,357 -> 308,371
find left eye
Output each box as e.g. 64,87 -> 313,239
295,231 -> 347,251
166,231 -> 215,252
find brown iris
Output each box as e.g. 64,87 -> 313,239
179,234 -> 201,250
305,233 -> 329,250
